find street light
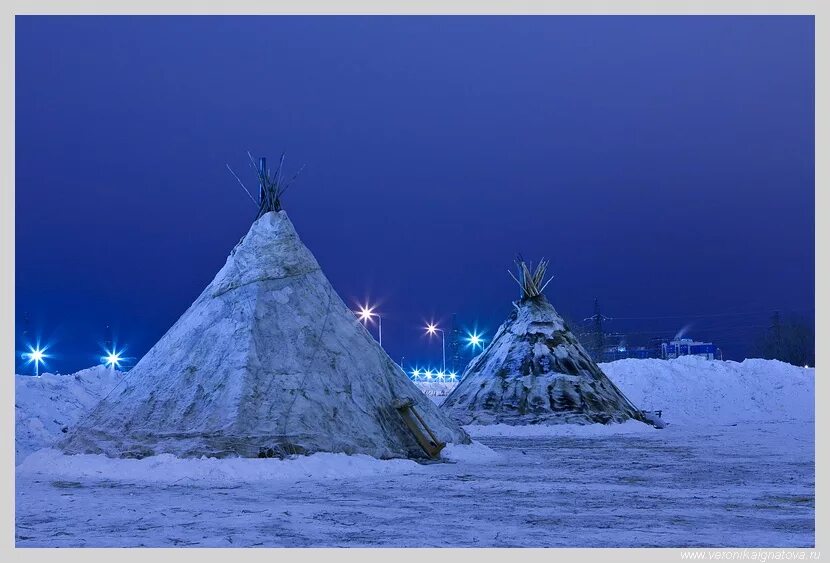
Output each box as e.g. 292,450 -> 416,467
425,322 -> 446,372
356,304 -> 382,346
102,348 -> 123,369
467,330 -> 485,351
22,345 -> 47,376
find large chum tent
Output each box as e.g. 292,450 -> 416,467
61,156 -> 470,460
441,259 -> 652,427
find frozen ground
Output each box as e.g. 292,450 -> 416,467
16,420 -> 813,547
15,358 -> 814,547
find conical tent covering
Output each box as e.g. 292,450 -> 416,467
61,211 -> 470,459
441,279 -> 647,426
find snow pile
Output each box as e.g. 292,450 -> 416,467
15,367 -> 123,463
440,441 -> 501,463
600,356 -> 815,425
17,448 -> 424,484
15,356 -> 814,467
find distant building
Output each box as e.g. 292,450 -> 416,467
597,335 -> 722,362
602,345 -> 656,362
597,333 -> 658,362
660,338 -> 722,361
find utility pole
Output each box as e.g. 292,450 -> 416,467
584,298 -> 611,362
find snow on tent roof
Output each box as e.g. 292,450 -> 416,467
61,210 -> 470,459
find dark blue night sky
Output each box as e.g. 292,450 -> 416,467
15,16 -> 814,374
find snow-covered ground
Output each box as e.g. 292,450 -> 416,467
15,357 -> 814,547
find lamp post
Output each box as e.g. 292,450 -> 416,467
22,346 -> 46,377
356,304 -> 382,346
467,330 -> 485,351
103,349 -> 122,369
426,323 -> 446,372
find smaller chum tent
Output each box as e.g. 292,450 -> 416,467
441,259 -> 651,427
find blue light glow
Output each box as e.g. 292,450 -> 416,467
408,366 -> 462,383
356,304 -> 376,323
466,331 -> 485,350
22,345 -> 48,376
103,350 -> 122,368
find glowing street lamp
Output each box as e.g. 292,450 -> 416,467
102,349 -> 123,369
425,322 -> 446,372
356,304 -> 382,346
448,371 -> 458,382
22,345 -> 47,377
467,330 -> 485,351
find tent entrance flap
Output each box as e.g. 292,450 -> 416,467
394,398 -> 445,459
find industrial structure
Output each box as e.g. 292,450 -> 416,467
598,334 -> 722,362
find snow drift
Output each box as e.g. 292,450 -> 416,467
17,441 -> 499,483
15,355 -> 814,464
600,356 -> 815,425
17,448 -> 425,484
15,367 -> 122,463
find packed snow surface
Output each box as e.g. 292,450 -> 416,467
16,422 -> 813,547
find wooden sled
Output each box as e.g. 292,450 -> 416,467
393,398 -> 446,459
